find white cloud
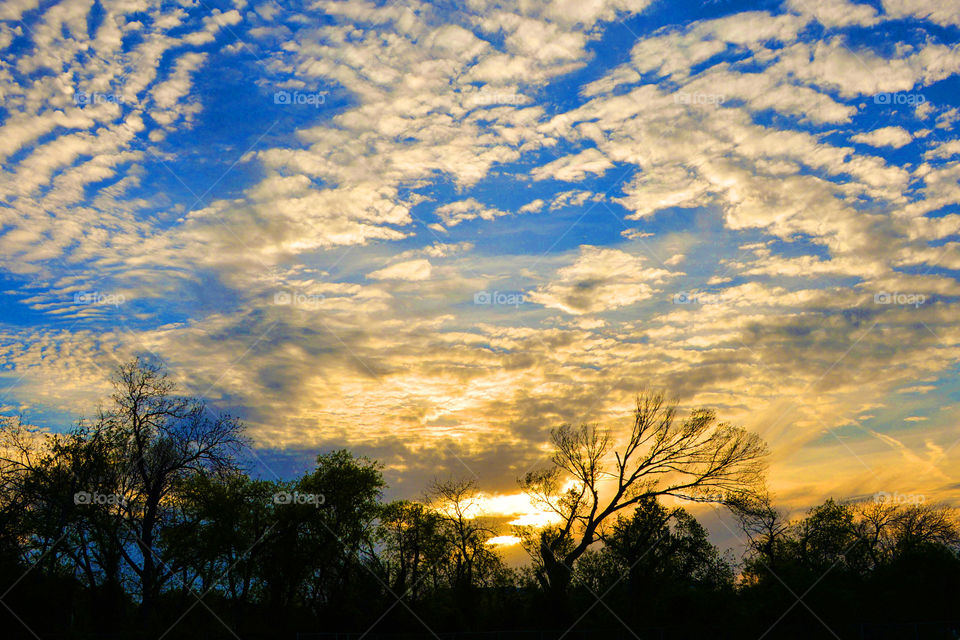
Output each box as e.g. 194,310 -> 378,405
531,147 -> 615,182
882,0 -> 960,26
368,259 -> 433,281
528,246 -> 677,314
434,198 -> 510,227
851,126 -> 913,148
787,0 -> 879,27
518,199 -> 546,214
925,139 -> 960,159
3,0 -> 960,515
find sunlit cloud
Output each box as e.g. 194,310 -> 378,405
1,0 -> 960,522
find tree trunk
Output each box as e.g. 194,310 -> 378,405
541,542 -> 573,622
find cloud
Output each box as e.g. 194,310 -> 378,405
851,126 -> 913,148
367,259 -> 434,281
518,199 -> 546,214
787,0 -> 879,27
434,198 -> 510,227
529,246 -> 677,314
926,139 -> 960,160
882,0 -> 960,26
531,147 -> 615,182
2,0 -> 960,520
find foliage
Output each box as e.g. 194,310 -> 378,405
1,364 -> 958,639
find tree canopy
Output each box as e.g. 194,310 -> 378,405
0,362 -> 957,640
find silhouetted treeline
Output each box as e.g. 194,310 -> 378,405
1,359 -> 958,639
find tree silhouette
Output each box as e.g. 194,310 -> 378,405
519,391 -> 767,608
4,363 -> 960,639
103,357 -> 246,623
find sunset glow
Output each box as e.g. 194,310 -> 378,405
1,0 -> 960,524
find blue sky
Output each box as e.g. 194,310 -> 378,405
2,0 -> 960,532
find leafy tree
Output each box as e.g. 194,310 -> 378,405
574,497 -> 733,621
260,449 -> 385,627
0,358 -> 247,630
162,472 -> 277,608
738,496 -> 960,636
376,500 -> 448,600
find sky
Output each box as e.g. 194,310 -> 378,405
2,0 -> 960,548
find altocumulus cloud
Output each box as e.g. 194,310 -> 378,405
1,0 -> 960,514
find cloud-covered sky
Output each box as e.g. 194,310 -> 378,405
2,0 -> 960,529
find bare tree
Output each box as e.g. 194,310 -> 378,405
892,502 -> 960,548
102,357 -> 246,619
429,478 -> 502,595
853,500 -> 960,556
852,499 -> 902,568
519,391 -> 767,601
728,488 -> 790,568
